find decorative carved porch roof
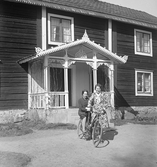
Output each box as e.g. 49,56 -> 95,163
18,31 -> 128,65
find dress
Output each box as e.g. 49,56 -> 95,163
88,92 -> 111,128
78,97 -> 88,119
88,92 -> 111,113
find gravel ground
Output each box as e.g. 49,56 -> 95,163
0,124 -> 157,167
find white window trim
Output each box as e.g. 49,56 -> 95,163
135,69 -> 153,96
134,29 -> 153,57
48,13 -> 74,45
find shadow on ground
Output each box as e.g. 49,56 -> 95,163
97,128 -> 118,148
0,151 -> 31,167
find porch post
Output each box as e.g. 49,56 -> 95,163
93,51 -> 97,90
64,67 -> 69,109
28,62 -> 31,109
109,63 -> 114,108
108,19 -> 112,52
44,56 -> 49,109
64,50 -> 69,109
108,19 -> 115,108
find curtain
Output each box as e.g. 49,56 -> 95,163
144,73 -> 151,92
137,72 -> 143,91
51,17 -> 60,42
144,34 -> 150,53
136,32 -> 142,52
136,31 -> 150,53
62,19 -> 71,43
50,68 -> 64,91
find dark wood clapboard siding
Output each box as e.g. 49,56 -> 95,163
114,21 -> 157,107
74,26 -> 106,46
0,100 -> 28,110
74,14 -> 107,46
0,1 -> 40,110
47,8 -> 107,48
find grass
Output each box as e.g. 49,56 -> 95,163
0,114 -> 156,138
36,122 -> 77,130
111,115 -> 157,126
0,120 -> 77,137
0,123 -> 33,137
19,120 -> 77,130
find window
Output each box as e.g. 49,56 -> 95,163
97,65 -> 109,91
134,29 -> 152,56
48,14 -> 74,45
50,67 -> 64,91
135,69 -> 153,96
50,67 -> 71,92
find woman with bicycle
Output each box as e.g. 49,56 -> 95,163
84,83 -> 112,146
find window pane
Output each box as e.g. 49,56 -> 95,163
50,68 -> 64,91
136,31 -> 151,54
50,17 -> 60,42
137,72 -> 143,91
62,19 -> 71,43
136,32 -> 142,52
143,34 -> 150,53
144,73 -> 151,92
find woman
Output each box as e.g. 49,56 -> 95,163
87,83 -> 111,127
78,90 -> 89,133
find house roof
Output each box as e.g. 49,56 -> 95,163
18,31 -> 128,65
6,0 -> 157,29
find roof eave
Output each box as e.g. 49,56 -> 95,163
5,0 -> 157,29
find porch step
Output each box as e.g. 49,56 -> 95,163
68,109 -> 80,125
32,108 -> 115,127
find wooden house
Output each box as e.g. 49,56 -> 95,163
0,0 -> 157,123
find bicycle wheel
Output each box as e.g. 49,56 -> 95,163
77,119 -> 84,139
92,119 -> 103,147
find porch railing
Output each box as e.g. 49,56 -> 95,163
29,93 -> 46,109
29,91 -> 112,109
29,92 -> 67,109
48,92 -> 66,108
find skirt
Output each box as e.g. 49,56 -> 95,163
78,111 -> 87,119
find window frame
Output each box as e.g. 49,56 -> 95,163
135,69 -> 153,96
134,29 -> 153,57
48,13 -> 74,45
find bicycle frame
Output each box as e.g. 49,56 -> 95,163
91,111 -> 109,147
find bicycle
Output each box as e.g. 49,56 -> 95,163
77,109 -> 110,147
92,110 -> 109,147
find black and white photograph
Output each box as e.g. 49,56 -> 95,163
0,0 -> 157,166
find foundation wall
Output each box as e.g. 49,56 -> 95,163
0,106 -> 157,124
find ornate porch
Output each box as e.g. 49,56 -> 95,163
19,31 -> 128,112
